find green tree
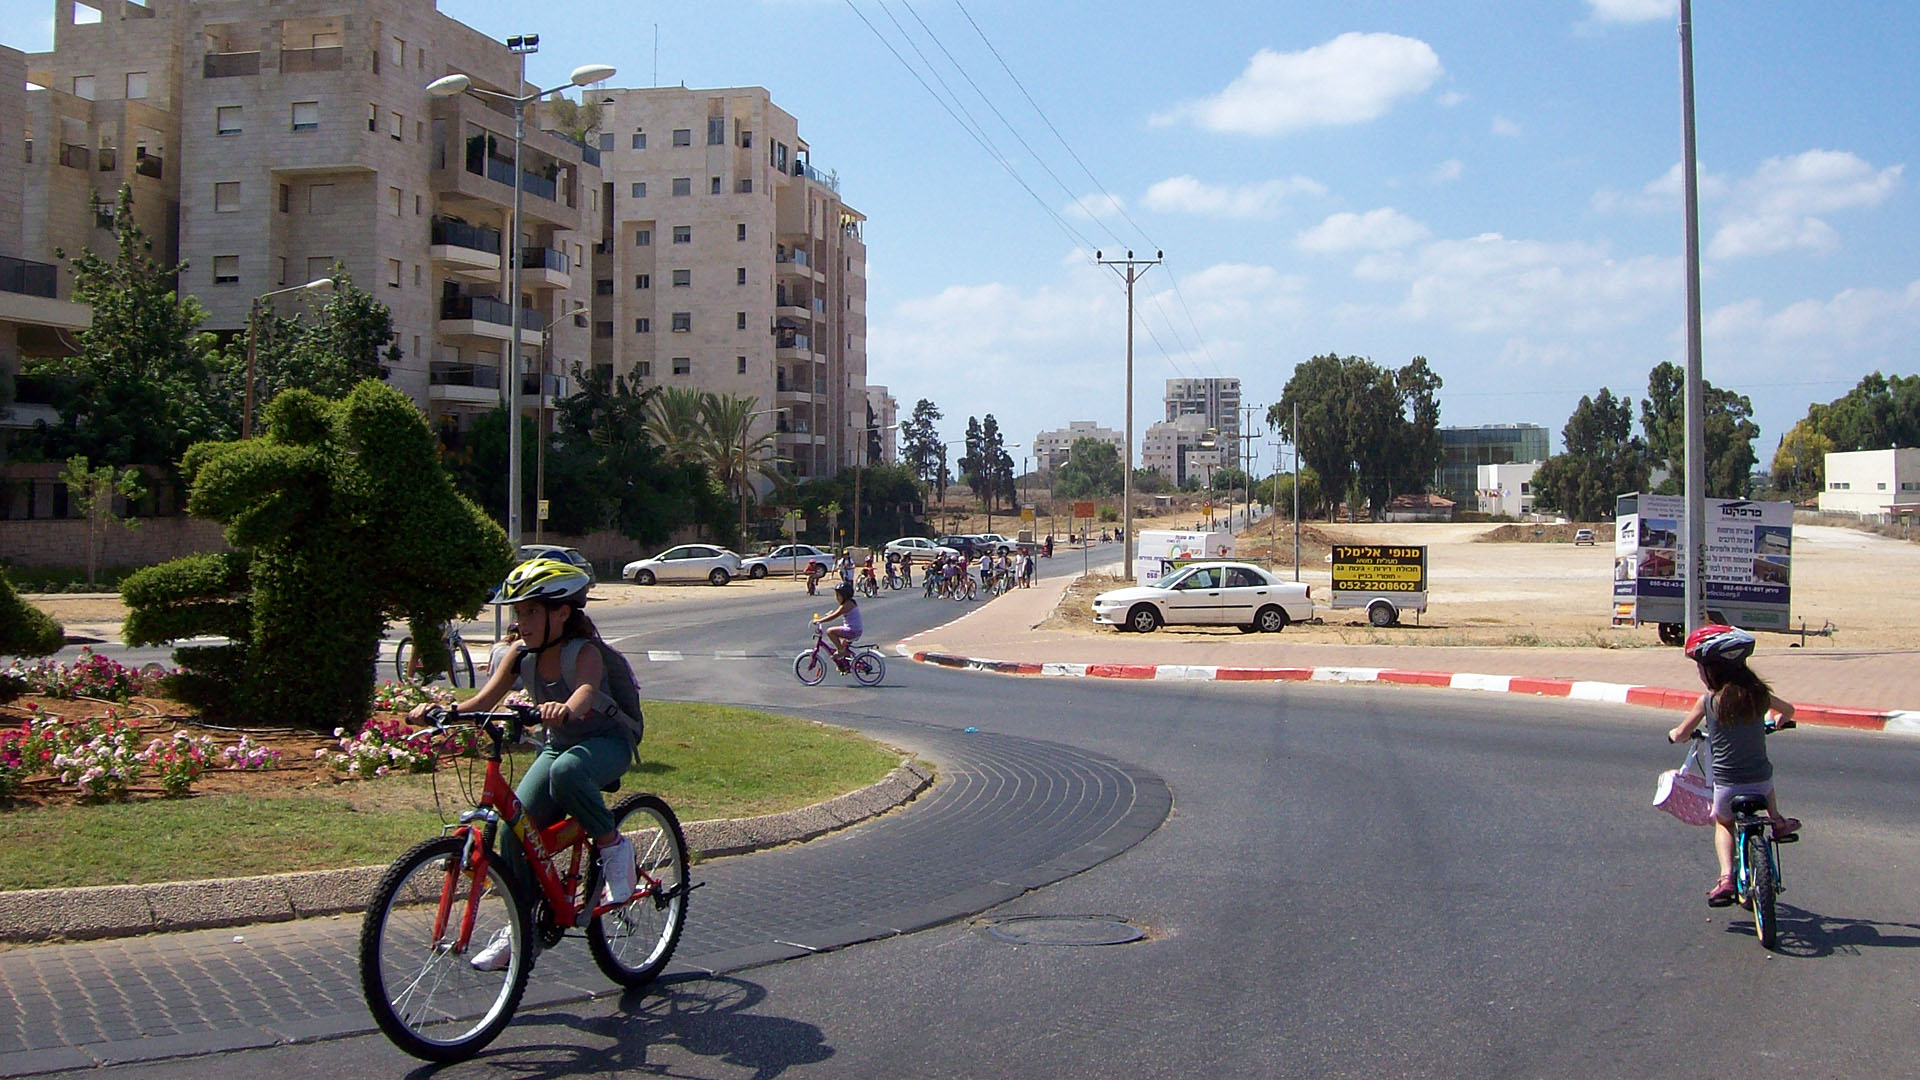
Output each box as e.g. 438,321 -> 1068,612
1639,361 -> 1760,499
543,94 -> 603,144
957,416 -> 985,502
1533,387 -> 1651,521
1769,420 -> 1834,498
60,455 -> 145,589
541,366 -> 720,544
642,386 -> 712,465
28,185 -> 224,471
1255,467 -> 1321,516
1271,353 -> 1444,519
1132,467 -> 1172,495
231,267 -> 401,424
0,571 -> 64,657
1055,437 -> 1123,498
1804,372 -> 1920,452
899,398 -> 946,491
1211,466 -> 1249,493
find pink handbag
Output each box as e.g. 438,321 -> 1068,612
1653,742 -> 1715,826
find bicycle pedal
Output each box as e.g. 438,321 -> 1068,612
1775,833 -> 1799,843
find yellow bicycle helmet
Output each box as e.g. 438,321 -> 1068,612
491,558 -> 591,607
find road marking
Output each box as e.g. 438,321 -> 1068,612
1312,667 -> 1381,683
646,650 -> 684,662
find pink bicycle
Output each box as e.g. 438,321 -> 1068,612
794,622 -> 885,686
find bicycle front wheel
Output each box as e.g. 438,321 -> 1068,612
394,638 -> 415,682
450,640 -> 476,688
1745,829 -> 1778,949
852,650 -> 886,686
794,649 -> 827,685
589,794 -> 690,987
360,835 -> 531,1063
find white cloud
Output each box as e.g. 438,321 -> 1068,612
1704,280 -> 1920,347
1491,115 -> 1522,137
1296,208 -> 1431,253
1708,150 -> 1903,259
1140,174 -> 1325,218
1354,233 -> 1679,334
1592,160 -> 1728,214
1585,0 -> 1675,22
1064,192 -> 1127,221
1429,158 -> 1464,184
1151,33 -> 1443,136
1437,90 -> 1467,107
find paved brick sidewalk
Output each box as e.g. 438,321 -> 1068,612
902,567 -> 1920,721
0,718 -> 1168,1076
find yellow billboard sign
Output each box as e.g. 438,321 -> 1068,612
1330,544 -> 1427,593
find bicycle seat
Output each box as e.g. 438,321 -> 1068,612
1728,794 -> 1769,817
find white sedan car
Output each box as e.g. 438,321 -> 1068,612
1093,562 -> 1313,634
622,544 -> 744,586
884,536 -> 958,559
739,543 -> 831,579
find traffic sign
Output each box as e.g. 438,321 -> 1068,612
1073,501 -> 1096,519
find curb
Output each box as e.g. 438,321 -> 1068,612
0,758 -> 934,944
902,649 -> 1920,736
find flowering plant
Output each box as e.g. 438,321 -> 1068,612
370,680 -> 456,713
0,727 -> 26,800
143,731 -> 218,796
221,735 -> 282,772
51,728 -> 145,799
320,719 -> 441,778
2,649 -> 168,703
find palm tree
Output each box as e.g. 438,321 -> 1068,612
642,386 -> 710,465
703,393 -> 786,518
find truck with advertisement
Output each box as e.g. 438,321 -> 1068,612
1133,529 -> 1233,584
1612,493 -> 1793,644
1329,544 -> 1428,627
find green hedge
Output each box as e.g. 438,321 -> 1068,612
0,571 -> 64,658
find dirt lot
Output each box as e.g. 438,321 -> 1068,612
1042,520 -> 1920,651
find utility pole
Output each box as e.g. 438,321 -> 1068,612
1239,402 -> 1260,533
1097,249 -> 1161,577
1677,0 -> 1707,635
1292,401 -> 1301,581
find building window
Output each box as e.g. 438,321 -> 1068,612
125,72 -> 148,99
308,183 -> 334,214
671,312 -> 690,332
277,256 -> 287,286
598,132 -> 614,151
672,226 -> 690,244
634,273 -> 651,289
389,36 -> 406,67
417,120 -> 425,142
737,178 -> 752,194
212,255 -> 239,284
710,176 -> 722,194
368,103 -> 377,132
707,116 -> 725,145
737,222 -> 747,241
740,130 -> 753,148
671,128 -> 691,147
737,356 -> 747,374
413,264 -> 422,286
217,105 -> 242,134
389,185 -> 403,215
72,75 -> 95,100
387,259 -> 402,288
631,131 -> 646,150
735,266 -> 746,285
672,356 -> 690,375
635,318 -> 651,333
1877,482 -> 1888,490
636,360 -> 653,377
635,229 -> 651,246
671,177 -> 691,196
736,311 -> 746,330
595,321 -> 614,338
595,279 -> 614,295
291,101 -> 320,131
278,183 -> 290,212
214,182 -> 240,212
631,182 -> 646,198
389,111 -> 403,140
415,193 -> 422,215
672,269 -> 690,287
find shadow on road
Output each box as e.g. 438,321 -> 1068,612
418,976 -> 831,1079
1722,903 -> 1920,957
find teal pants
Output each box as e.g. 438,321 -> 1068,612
501,736 -> 631,896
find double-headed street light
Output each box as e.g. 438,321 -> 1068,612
242,277 -> 335,438
428,57 -> 614,557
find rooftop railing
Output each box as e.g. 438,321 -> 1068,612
203,51 -> 261,78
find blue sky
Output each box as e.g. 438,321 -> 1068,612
21,1 -> 1919,470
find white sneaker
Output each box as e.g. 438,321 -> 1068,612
600,837 -> 636,906
468,926 -> 514,972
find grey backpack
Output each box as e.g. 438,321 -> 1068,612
519,638 -> 645,743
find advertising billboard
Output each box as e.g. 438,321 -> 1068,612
1613,494 -> 1793,630
1330,545 -> 1428,593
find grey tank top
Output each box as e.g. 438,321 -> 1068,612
518,641 -> 635,752
1703,691 -> 1772,786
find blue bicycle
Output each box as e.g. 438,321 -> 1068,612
1682,719 -> 1797,949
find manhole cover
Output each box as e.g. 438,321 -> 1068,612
984,915 -> 1145,946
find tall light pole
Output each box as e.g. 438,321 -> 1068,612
740,406 -> 789,547
534,301 -> 588,543
429,55 -> 615,560
852,421 -> 901,549
1677,0 -> 1707,634
242,277 -> 334,438
1097,249 -> 1160,577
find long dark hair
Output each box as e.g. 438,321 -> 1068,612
1699,658 -> 1771,724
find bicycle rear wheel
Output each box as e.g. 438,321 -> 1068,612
360,835 -> 531,1062
1745,828 -> 1778,949
450,640 -> 476,688
794,649 -> 826,686
852,650 -> 885,686
394,637 -> 415,682
589,794 -> 690,987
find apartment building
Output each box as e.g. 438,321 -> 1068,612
589,85 -> 868,484
1032,420 -> 1122,475
1164,377 -> 1242,445
1141,413 -> 1221,486
20,0 -> 600,440
865,385 -> 897,464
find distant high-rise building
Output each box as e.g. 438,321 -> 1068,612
1164,377 -> 1241,444
866,385 -> 898,464
1141,413 -> 1221,487
1033,420 -> 1123,474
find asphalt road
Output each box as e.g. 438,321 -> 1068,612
53,545 -> 1920,1078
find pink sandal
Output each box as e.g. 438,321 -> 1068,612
1706,875 -> 1736,907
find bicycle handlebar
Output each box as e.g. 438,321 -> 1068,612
1668,717 -> 1796,743
420,703 -> 542,745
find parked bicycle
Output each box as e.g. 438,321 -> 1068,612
793,622 -> 885,686
395,623 -> 476,688
359,705 -> 690,1062
1677,719 -> 1797,950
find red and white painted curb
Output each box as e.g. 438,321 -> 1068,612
899,648 -> 1920,736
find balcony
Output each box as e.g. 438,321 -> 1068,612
791,159 -> 838,192
519,246 -> 571,289
429,218 -> 502,279
0,256 -> 90,332
280,46 -> 343,74
427,361 -> 501,408
439,296 -> 546,345
773,332 -> 810,359
203,51 -> 261,78
0,256 -> 58,299
58,144 -> 90,171
134,152 -> 163,180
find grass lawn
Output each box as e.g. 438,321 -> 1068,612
0,701 -> 904,892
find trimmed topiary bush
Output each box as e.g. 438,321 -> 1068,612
0,570 -> 66,658
121,380 -> 512,726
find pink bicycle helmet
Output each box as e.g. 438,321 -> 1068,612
1684,623 -> 1755,662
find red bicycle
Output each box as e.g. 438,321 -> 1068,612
359,705 -> 690,1062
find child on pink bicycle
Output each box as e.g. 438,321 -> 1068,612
812,581 -> 863,670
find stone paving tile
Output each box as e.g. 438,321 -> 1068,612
0,719 -> 1167,1075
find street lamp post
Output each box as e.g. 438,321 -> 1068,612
242,277 -> 335,438
429,57 -> 615,561
534,301 -> 588,543
739,406 -> 789,547
1097,250 -> 1161,577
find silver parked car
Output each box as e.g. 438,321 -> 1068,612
622,544 -> 744,586
739,543 -> 831,579
1093,561 -> 1313,633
